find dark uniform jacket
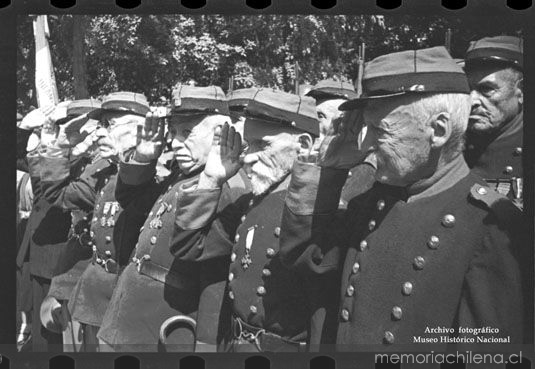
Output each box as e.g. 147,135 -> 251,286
464,112 -> 523,201
280,156 -> 524,350
16,152 -> 77,280
96,160 -> 249,350
39,154 -> 116,301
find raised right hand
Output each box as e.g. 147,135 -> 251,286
133,111 -> 166,162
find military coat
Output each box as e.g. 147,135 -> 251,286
281,157 -> 524,350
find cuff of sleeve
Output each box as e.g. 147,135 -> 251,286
27,154 -> 41,179
286,160 -> 348,215
39,156 -> 71,181
119,160 -> 157,185
175,186 -> 222,230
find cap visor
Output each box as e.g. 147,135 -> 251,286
338,91 -> 407,111
87,108 -> 104,120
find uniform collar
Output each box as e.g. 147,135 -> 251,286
406,154 -> 469,203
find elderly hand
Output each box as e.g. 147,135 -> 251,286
40,296 -> 67,334
316,109 -> 367,169
133,111 -> 166,163
198,122 -> 242,189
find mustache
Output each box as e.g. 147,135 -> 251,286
470,109 -> 490,118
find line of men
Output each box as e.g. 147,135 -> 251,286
16,35 -> 528,352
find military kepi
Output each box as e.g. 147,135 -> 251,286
55,99 -> 102,125
171,85 -> 229,116
306,78 -> 358,101
227,88 -> 260,111
465,35 -> 523,70
244,88 -> 319,137
339,46 -> 469,110
88,91 -> 150,119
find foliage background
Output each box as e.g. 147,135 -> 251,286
17,15 -> 522,111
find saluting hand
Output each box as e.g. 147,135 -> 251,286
133,111 -> 166,163
316,109 -> 367,169
198,122 -> 243,189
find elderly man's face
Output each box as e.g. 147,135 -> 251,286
362,96 -> 433,187
168,114 -> 221,174
316,98 -> 346,138
466,65 -> 522,134
97,112 -> 144,160
243,119 -> 300,196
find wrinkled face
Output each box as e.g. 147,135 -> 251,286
243,119 -> 300,196
97,112 -> 144,160
466,65 -> 522,134
168,114 -> 222,174
316,98 -> 346,138
362,96 -> 432,186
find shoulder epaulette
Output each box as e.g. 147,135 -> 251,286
469,183 -> 521,224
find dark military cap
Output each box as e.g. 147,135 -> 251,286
339,46 -> 470,110
88,92 -> 150,120
465,35 -> 523,70
171,84 -> 229,116
55,98 -> 102,125
227,88 -> 260,111
306,78 -> 358,101
244,88 -> 319,136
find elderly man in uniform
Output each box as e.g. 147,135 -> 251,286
463,35 -> 532,342
279,46 -> 524,350
306,78 -> 376,206
186,89 -> 322,352
96,85 -> 243,352
463,36 -> 523,208
39,93 -> 151,351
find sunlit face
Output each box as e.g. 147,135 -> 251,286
243,119 -> 300,196
167,114 -> 223,174
466,65 -> 522,134
362,96 -> 432,187
96,112 -> 144,161
316,98 -> 346,138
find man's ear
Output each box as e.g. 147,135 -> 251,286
297,133 -> 313,154
515,78 -> 523,106
430,112 -> 451,149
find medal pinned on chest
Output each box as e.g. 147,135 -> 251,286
240,225 -> 256,270
149,200 -> 172,229
100,201 -> 119,227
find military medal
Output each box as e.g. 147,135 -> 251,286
241,226 -> 255,270
497,182 -> 511,196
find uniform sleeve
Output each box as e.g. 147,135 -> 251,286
40,153 -> 109,212
115,159 -> 159,210
279,160 -> 349,275
457,219 -> 524,344
170,173 -> 251,261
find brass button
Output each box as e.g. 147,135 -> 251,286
514,147 -> 522,156
92,218 -> 97,223
95,204 -> 100,211
150,236 -> 157,244
234,234 -> 240,243
262,268 -> 271,277
228,272 -> 234,281
228,291 -> 234,300
348,171 -> 352,177
249,305 -> 257,314
100,191 -> 104,196
392,306 -> 402,320
90,231 -> 95,238
83,216 -> 88,221
441,214 -> 455,228
149,211 -> 153,217
240,215 -> 246,222
427,236 -> 439,249
402,282 -> 413,296
140,226 -> 144,232
105,236 -> 111,243
87,241 -> 93,246
105,250 -> 112,256
257,286 -> 266,296
231,253 -> 237,262
352,262 -> 360,274
377,200 -> 385,211
83,228 -> 89,233
340,309 -> 350,321
477,186 -> 487,195
413,256 -> 425,270
266,248 -> 276,257
384,331 -> 395,344
248,199 -> 254,207
274,227 -> 281,237
346,285 -> 355,297
359,240 -> 368,251
104,178 -> 109,184
368,220 -> 376,231
504,166 -> 513,174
